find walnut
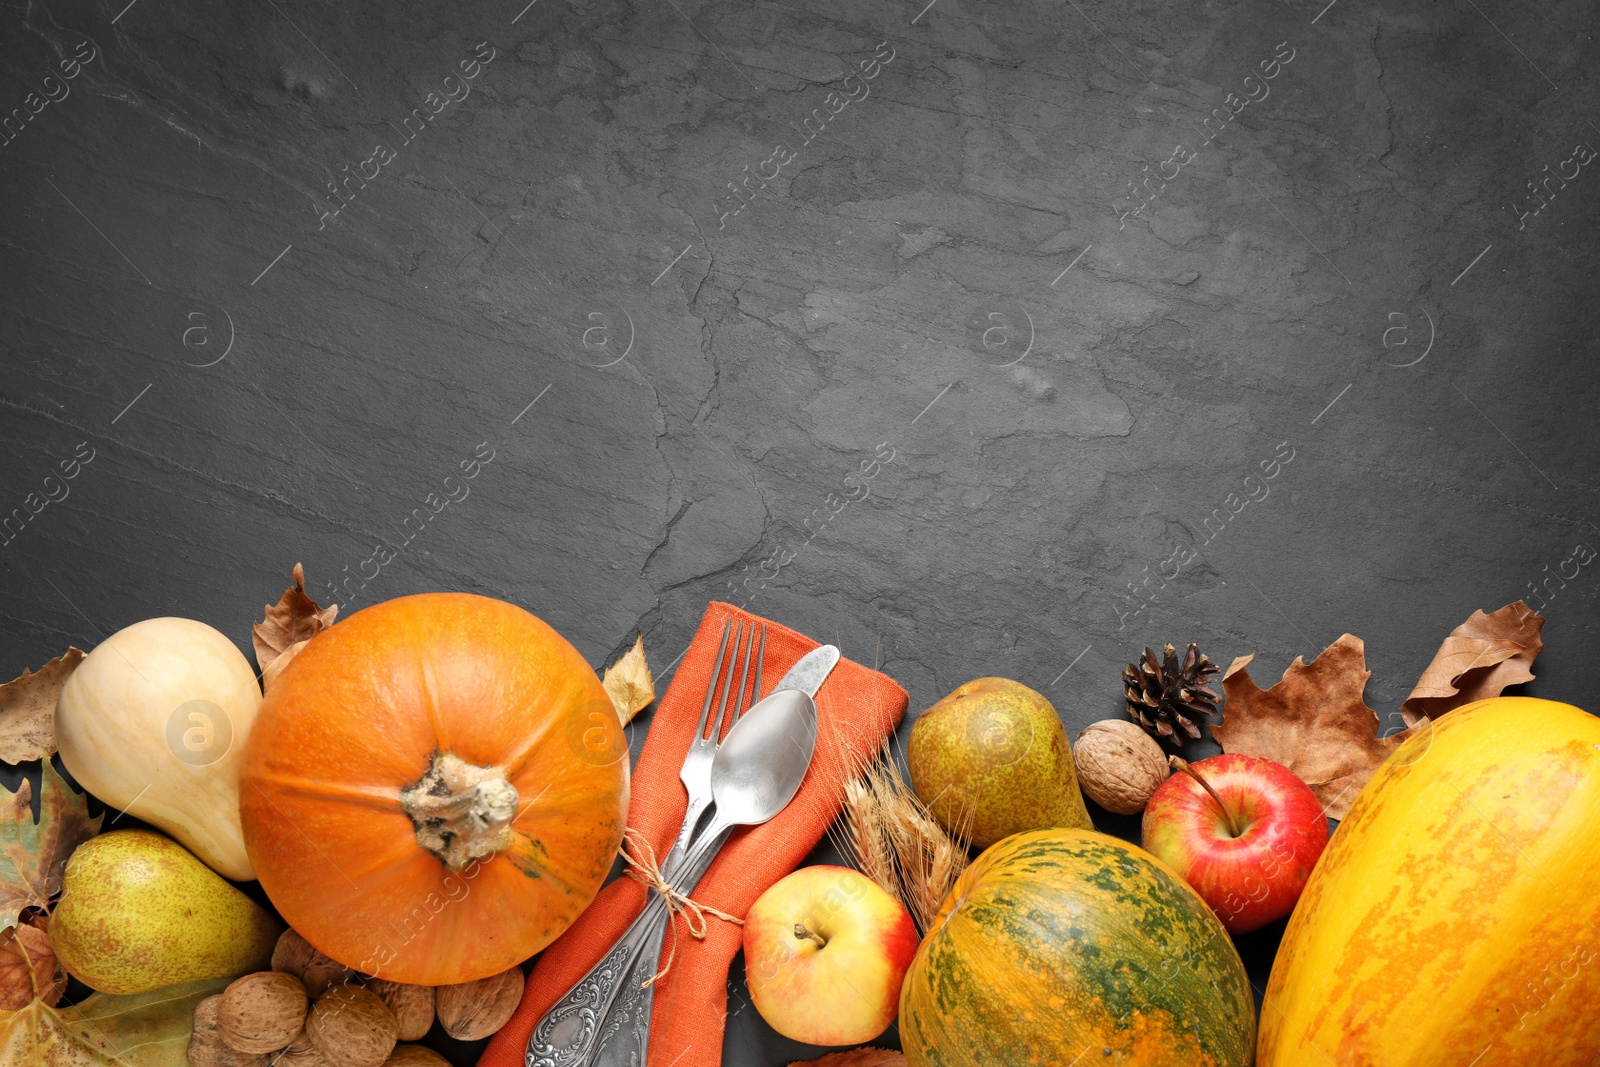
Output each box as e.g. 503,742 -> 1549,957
272,928 -> 355,996
434,966 -> 525,1041
368,979 -> 436,1041
1074,719 -> 1170,814
276,1029 -> 333,1066
216,971 -> 309,1054
186,995 -> 269,1067
305,985 -> 398,1067
383,1046 -> 452,1067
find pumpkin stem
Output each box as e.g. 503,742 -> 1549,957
399,752 -> 520,870
1169,756 -> 1245,839
793,923 -> 828,949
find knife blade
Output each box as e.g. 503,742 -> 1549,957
772,643 -> 840,699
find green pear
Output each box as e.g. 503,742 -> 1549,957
48,829 -> 282,995
907,677 -> 1093,849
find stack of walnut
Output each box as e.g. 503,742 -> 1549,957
186,929 -> 525,1067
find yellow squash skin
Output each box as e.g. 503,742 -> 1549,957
1258,696 -> 1600,1066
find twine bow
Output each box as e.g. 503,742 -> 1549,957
619,827 -> 744,988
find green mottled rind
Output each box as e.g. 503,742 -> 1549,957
48,829 -> 281,995
907,678 -> 1092,849
900,829 -> 1255,1067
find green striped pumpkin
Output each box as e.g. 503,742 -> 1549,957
899,829 -> 1254,1066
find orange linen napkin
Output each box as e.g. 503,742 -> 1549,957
479,602 -> 908,1067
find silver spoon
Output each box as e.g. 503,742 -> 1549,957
591,686 -> 819,1067
528,687 -> 819,1067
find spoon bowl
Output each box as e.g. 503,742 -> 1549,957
704,686 -> 818,831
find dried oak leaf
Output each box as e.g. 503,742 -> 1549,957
0,975 -> 227,1066
601,634 -> 654,725
786,1052 -> 905,1067
1400,600 -> 1544,727
0,648 -> 86,764
0,760 -> 101,932
252,563 -> 338,686
1212,634 -> 1413,820
0,914 -> 65,1009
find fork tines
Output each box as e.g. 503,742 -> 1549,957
699,619 -> 766,742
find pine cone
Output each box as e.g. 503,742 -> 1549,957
1123,642 -> 1220,744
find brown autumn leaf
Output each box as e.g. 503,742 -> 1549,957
0,649 -> 86,764
601,634 -> 654,725
0,914 -> 65,1009
786,1052 -> 905,1067
252,563 -> 338,683
261,639 -> 309,693
0,976 -> 227,1066
1212,634 -> 1415,820
0,760 -> 102,932
1400,600 -> 1544,727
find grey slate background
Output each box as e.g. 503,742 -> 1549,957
3,0 -> 1598,1061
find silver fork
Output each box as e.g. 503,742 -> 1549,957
528,618 -> 765,1067
671,619 -> 764,872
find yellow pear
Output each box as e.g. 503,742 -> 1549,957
48,830 -> 282,994
908,677 -> 1093,848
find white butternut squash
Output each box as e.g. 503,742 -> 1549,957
56,617 -> 261,880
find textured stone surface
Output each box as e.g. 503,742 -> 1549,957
3,0 -> 1598,1061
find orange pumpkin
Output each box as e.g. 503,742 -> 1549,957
239,593 -> 629,985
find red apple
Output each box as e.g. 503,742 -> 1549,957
1141,753 -> 1329,934
742,864 -> 919,1045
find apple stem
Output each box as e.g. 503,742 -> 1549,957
1168,756 -> 1245,839
793,922 -> 828,949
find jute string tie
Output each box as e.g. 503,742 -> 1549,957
618,827 -> 744,988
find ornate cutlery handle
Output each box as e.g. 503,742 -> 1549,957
588,824 -> 732,1067
527,826 -> 729,1067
